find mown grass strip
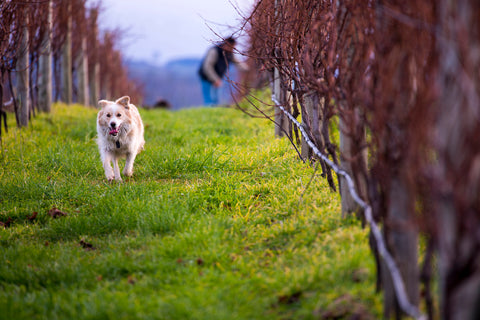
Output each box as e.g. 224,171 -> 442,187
0,102 -> 381,319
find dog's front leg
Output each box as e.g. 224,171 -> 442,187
102,153 -> 115,181
112,156 -> 122,181
123,152 -> 136,177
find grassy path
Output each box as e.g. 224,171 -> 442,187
0,103 -> 381,319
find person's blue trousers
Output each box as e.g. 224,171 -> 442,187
200,78 -> 219,106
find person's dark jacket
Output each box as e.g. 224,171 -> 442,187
198,45 -> 234,84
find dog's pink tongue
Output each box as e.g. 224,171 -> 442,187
109,128 -> 118,135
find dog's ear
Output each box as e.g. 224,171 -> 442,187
116,96 -> 130,109
98,100 -> 110,108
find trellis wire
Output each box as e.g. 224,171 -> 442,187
271,95 -> 425,320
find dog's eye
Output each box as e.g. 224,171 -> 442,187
106,113 -> 111,118
117,113 -> 122,117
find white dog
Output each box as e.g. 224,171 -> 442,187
97,96 -> 145,181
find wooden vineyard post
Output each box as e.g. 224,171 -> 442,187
382,176 -> 419,318
339,115 -> 368,218
273,68 -> 289,137
300,92 -> 315,160
272,0 -> 289,138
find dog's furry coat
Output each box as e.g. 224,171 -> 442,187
97,96 -> 145,181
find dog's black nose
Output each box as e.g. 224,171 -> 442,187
110,122 -> 116,128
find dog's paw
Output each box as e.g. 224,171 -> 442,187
123,170 -> 133,177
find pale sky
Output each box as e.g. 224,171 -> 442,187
95,0 -> 255,65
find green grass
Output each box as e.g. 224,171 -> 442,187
0,100 -> 381,319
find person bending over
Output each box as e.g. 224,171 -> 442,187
198,36 -> 247,106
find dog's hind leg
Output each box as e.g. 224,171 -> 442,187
123,152 -> 137,177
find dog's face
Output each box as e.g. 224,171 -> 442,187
97,96 -> 132,137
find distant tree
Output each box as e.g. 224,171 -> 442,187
17,6 -> 30,127
0,0 -> 143,133
37,0 -> 53,113
97,31 -> 143,105
87,6 -> 100,107
0,0 -> 24,130
72,0 -> 89,106
60,1 -> 72,104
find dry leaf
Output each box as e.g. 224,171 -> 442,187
0,217 -> 13,228
48,207 -> 68,218
27,212 -> 38,221
278,291 -> 302,305
79,239 -> 96,251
